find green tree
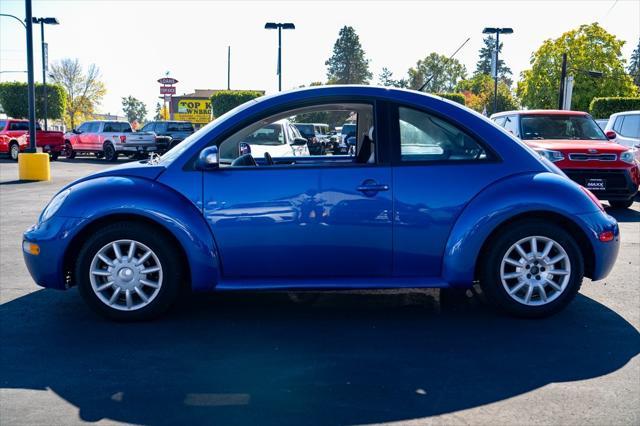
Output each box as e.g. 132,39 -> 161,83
407,52 -> 467,92
49,58 -> 106,129
628,38 -> 640,88
475,35 -> 513,86
377,67 -> 408,88
121,96 -> 147,124
325,26 -> 372,84
153,102 -> 163,121
0,82 -> 66,119
517,23 -> 638,112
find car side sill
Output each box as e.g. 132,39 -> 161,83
214,277 -> 451,291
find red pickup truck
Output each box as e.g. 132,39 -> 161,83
0,119 -> 65,161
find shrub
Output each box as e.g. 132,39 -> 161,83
0,81 -> 66,119
435,92 -> 465,106
589,97 -> 640,118
210,90 -> 264,118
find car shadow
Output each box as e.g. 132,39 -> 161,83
605,206 -> 640,223
1,289 -> 638,425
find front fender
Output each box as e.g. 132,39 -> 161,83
58,176 -> 219,291
442,172 -> 602,286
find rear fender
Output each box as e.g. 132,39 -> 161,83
443,172 -> 600,286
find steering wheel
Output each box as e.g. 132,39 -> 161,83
264,152 -> 274,166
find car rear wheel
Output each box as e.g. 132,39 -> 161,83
609,200 -> 634,209
9,142 -> 19,161
76,222 -> 182,321
103,142 -> 118,162
479,220 -> 583,318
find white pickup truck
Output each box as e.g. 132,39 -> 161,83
64,120 -> 158,161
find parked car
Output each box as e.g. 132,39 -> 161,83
293,123 -> 329,155
140,120 -> 194,152
603,110 -> 640,151
23,86 -> 619,321
64,121 -> 157,161
0,119 -> 64,160
491,110 -> 639,209
219,119 -> 309,163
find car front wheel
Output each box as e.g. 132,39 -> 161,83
76,222 -> 182,321
479,220 -> 583,318
609,200 -> 634,209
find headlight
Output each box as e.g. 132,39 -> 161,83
40,189 -> 71,223
536,149 -> 564,162
620,149 -> 636,164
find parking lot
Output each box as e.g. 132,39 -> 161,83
0,158 -> 638,425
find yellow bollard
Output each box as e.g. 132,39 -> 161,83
18,152 -> 51,181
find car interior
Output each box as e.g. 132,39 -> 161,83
218,103 -> 375,167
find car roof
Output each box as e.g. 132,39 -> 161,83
492,110 -> 590,118
610,110 -> 640,117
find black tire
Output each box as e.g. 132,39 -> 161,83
609,199 -> 634,209
479,220 -> 584,318
9,142 -> 19,161
64,142 -> 76,159
103,142 -> 118,162
50,152 -> 59,161
76,222 -> 183,321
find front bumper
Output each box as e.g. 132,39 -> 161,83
23,216 -> 86,290
576,210 -> 620,281
563,168 -> 639,201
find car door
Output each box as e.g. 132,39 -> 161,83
202,101 -> 393,279
390,104 -> 508,277
614,114 -> 640,149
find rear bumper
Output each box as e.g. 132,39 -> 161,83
576,210 -> 620,281
115,143 -> 158,153
563,168 -> 639,201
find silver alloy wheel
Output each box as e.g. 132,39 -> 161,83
89,239 -> 163,311
10,144 -> 19,160
500,235 -> 571,306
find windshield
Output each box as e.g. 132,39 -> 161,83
243,124 -> 284,145
294,124 -> 315,138
520,115 -> 607,140
341,124 -> 356,137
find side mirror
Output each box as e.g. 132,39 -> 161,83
198,146 -> 219,170
291,137 -> 308,146
73,128 -> 82,134
239,142 -> 251,155
605,130 -> 616,140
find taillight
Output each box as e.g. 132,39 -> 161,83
580,186 -> 604,212
598,231 -> 615,242
119,135 -> 127,143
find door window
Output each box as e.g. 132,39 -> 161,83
503,115 -> 519,136
398,107 -> 489,162
87,122 -> 100,133
618,114 -> 640,138
141,123 -> 155,132
613,116 -> 624,133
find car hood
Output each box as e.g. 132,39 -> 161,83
62,161 -> 166,191
524,139 -> 629,153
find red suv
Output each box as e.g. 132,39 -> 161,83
0,119 -> 65,161
491,110 -> 639,209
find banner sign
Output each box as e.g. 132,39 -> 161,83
158,77 -> 178,85
173,99 -> 212,124
160,86 -> 176,94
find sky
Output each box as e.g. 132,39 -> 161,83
1,0 -> 639,117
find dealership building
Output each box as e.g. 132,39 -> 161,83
170,89 -> 265,129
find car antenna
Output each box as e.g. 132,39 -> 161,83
418,37 -> 471,92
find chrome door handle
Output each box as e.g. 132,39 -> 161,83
357,182 -> 389,195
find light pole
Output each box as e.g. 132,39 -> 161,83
482,27 -> 513,114
32,17 -> 59,131
558,53 -> 603,110
264,22 -> 295,91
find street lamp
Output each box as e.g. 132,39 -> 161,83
264,22 -> 295,91
32,17 -> 59,131
482,27 -> 513,114
558,53 -> 603,109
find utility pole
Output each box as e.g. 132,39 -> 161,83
227,46 -> 231,90
558,53 -> 568,110
25,0 -> 37,152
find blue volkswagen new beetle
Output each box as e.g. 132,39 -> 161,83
23,86 -> 620,320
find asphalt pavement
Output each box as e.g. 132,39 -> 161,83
1,158 -> 638,426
